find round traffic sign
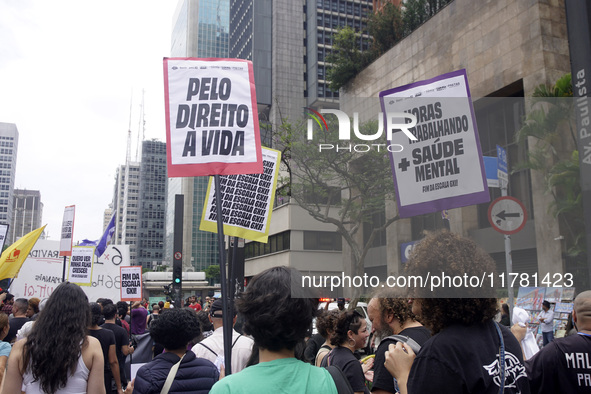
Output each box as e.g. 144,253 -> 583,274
487,196 -> 527,235
174,252 -> 182,260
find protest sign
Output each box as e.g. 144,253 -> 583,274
0,223 -> 8,251
164,57 -> 263,177
200,147 -> 281,242
67,246 -> 95,286
379,69 -> 489,217
10,240 -> 129,301
59,205 -> 75,256
120,266 -> 143,302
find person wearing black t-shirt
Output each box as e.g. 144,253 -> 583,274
101,304 -> 134,389
367,292 -> 431,394
321,310 -> 371,394
384,231 -> 530,394
89,303 -> 123,394
4,298 -> 29,344
514,290 -> 591,393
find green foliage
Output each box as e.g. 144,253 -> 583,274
205,264 -> 220,281
515,73 -> 585,258
326,26 -> 370,92
367,3 -> 403,57
326,0 -> 453,90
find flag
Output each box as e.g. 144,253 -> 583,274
0,225 -> 46,281
79,239 -> 98,246
96,214 -> 115,258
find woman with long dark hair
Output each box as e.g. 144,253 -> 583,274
321,310 -> 371,394
1,282 -> 105,394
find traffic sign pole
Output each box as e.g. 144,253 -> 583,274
501,185 -> 515,314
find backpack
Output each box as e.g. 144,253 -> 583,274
319,350 -> 354,394
380,334 -> 422,354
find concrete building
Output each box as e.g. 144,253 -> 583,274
165,0 -> 231,271
337,0 -> 575,288
138,140 -> 167,269
11,189 -> 43,241
0,123 -> 18,244
306,0 -> 372,108
112,163 -> 140,265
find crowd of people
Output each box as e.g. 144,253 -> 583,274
0,231 -> 589,393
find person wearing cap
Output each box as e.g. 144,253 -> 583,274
538,300 -> 554,346
192,298 -> 253,373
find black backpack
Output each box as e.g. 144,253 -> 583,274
320,350 -> 354,394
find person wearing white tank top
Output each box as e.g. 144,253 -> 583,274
1,283 -> 105,394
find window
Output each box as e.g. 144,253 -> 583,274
245,231 -> 290,258
304,231 -> 342,251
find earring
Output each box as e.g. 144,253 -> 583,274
348,337 -> 356,347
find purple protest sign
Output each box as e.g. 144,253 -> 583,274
379,69 -> 489,218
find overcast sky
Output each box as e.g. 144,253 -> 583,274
0,1 -> 178,242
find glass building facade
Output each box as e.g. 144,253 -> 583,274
0,123 -> 18,244
11,189 -> 43,242
138,140 -> 167,269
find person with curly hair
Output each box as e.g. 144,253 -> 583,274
320,310 -> 371,394
384,231 -> 530,394
314,309 -> 340,367
128,307 -> 219,394
1,282 -> 105,394
367,288 -> 430,394
210,266 -> 338,394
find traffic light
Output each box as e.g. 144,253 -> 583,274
173,263 -> 182,286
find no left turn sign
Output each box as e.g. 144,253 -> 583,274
488,196 -> 527,235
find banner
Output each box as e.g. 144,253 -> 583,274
379,69 -> 489,217
0,225 -> 46,281
0,223 -> 8,252
164,57 -> 263,177
10,241 -> 129,301
120,266 -> 142,302
67,246 -> 95,286
200,147 -> 281,242
59,205 -> 75,257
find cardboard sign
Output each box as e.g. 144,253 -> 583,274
120,266 -> 143,302
59,205 -> 75,256
67,246 -> 95,286
379,69 -> 489,217
200,147 -> 281,242
164,57 -> 263,177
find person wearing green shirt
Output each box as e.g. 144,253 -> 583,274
210,266 -> 338,394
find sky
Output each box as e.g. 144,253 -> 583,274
0,1 -> 179,242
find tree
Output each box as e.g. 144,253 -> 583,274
367,2 -> 403,57
275,116 -> 400,299
205,264 -> 220,285
326,26 -> 371,92
515,74 -> 586,283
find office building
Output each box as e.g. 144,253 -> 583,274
11,189 -> 43,241
0,123 -> 18,245
112,163 -> 140,265
306,0 -> 372,108
137,140 -> 167,269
